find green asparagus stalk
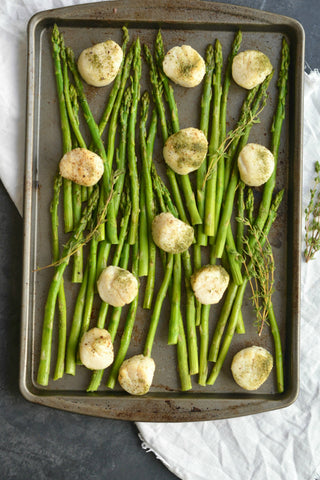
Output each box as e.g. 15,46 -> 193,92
220,30 -> 242,196
96,88 -> 132,283
143,108 -> 158,309
144,253 -> 174,358
106,242 -> 140,389
213,72 -> 273,259
143,44 -> 188,224
127,39 -> 142,244
51,25 -> 73,233
207,189 -> 284,387
76,237 -> 98,363
251,38 -> 290,240
177,313 -> 193,391
138,177 -> 149,276
50,27 -> 70,380
95,199 -> 132,330
168,253 -> 181,345
154,31 -> 202,226
204,39 -> 223,237
236,180 -> 245,253
66,46 -> 118,244
37,187 -> 99,386
97,26 -> 130,136
140,94 -> 158,307
65,266 -> 89,375
196,43 -> 214,246
87,242 -> 131,392
68,83 -> 84,283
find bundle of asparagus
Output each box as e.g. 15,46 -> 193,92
36,23 -> 289,396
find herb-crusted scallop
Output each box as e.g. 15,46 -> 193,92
231,346 -> 273,390
79,327 -> 114,370
163,128 -> 208,175
232,50 -> 272,90
151,212 -> 194,254
77,40 -> 123,87
191,265 -> 229,305
59,147 -> 104,186
97,266 -> 138,307
163,45 -> 206,88
118,354 -> 155,395
238,143 -> 275,187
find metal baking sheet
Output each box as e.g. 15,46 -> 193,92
20,0 -> 304,421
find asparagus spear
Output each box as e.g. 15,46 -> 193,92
144,108 -> 158,309
86,204 -> 131,392
207,190 -> 284,388
51,25 -> 73,233
37,187 -> 99,386
139,93 -> 157,304
196,43 -> 214,247
143,44 -> 188,224
154,31 -> 202,226
65,266 -> 89,375
66,47 -> 118,244
96,88 -> 132,283
220,30 -> 242,194
126,39 -> 142,245
204,39 -> 223,237
97,26 -> 130,136
213,72 -> 273,259
106,242 -> 140,389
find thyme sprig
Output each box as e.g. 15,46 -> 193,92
35,170 -> 123,272
239,217 -> 275,335
304,161 -> 320,262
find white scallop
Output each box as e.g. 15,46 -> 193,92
118,354 -> 155,395
163,128 -> 208,175
231,346 -> 273,390
77,40 -> 123,87
238,143 -> 275,187
59,148 -> 104,187
232,50 -> 272,90
151,212 -> 194,254
79,328 -> 114,370
190,264 -> 230,305
97,265 -> 138,307
163,45 -> 206,88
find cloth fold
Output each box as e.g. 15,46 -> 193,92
1,1 -> 320,479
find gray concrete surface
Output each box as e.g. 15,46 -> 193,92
0,0 -> 316,478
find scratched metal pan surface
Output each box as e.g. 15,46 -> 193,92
20,0 -> 304,421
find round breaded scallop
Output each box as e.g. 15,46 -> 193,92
163,45 -> 206,88
163,128 -> 208,175
118,354 -> 155,395
191,265 -> 229,305
238,143 -> 274,187
232,50 -> 272,90
97,265 -> 138,307
79,328 -> 114,370
77,40 -> 123,87
59,148 -> 104,187
231,346 -> 273,390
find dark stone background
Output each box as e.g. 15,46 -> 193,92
0,1 -> 314,478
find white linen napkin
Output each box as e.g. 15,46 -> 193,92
2,1 -> 320,479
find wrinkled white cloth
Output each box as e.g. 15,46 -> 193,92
136,71 -> 320,480
1,1 -> 320,479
